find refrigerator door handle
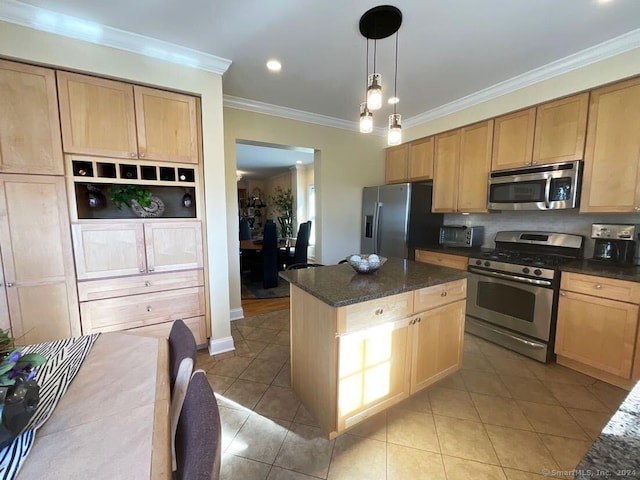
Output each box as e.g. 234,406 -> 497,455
372,202 -> 382,254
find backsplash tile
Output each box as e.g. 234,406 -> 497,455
444,211 -> 640,258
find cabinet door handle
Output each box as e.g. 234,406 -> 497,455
636,206 -> 640,212
139,267 -> 145,272
146,305 -> 152,312
145,281 -> 151,287
140,152 -> 145,158
594,284 -> 602,289
441,291 -> 447,297
410,319 -> 416,325
148,266 -> 155,272
6,282 -> 13,288
560,291 -> 566,296
130,152 -> 136,157
417,317 -> 422,323
375,308 -> 383,315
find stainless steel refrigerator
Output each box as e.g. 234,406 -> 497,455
361,183 -> 443,260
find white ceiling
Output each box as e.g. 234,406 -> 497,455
236,142 -> 314,181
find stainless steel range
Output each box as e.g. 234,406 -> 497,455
465,231 -> 584,363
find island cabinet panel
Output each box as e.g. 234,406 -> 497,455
491,107 -> 536,171
337,291 -> 413,334
414,250 -> 468,271
556,272 -> 640,389
414,279 -> 467,312
580,77 -> 640,213
0,60 -> 63,175
57,71 -> 138,159
411,300 -> 465,394
337,317 -> 412,431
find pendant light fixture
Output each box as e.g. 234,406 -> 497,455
358,5 -> 402,143
387,31 -> 402,146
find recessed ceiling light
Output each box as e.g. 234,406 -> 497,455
266,59 -> 282,72
388,97 -> 399,105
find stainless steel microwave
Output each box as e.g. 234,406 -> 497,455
488,160 -> 583,211
439,225 -> 484,247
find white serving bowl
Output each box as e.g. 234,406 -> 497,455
346,254 -> 387,274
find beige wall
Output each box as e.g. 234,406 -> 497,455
405,48 -> 640,141
0,21 -> 232,344
224,108 -> 386,313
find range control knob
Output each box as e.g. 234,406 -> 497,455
475,260 -> 482,266
484,261 -> 491,267
534,269 -> 542,276
522,267 -> 530,274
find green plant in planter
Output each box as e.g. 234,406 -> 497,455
271,186 -> 294,238
0,330 -> 45,386
108,184 -> 153,209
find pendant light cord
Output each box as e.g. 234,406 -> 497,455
393,31 -> 399,114
373,39 -> 377,74
365,38 -> 369,102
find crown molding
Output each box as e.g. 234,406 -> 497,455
404,28 -> 640,128
0,0 -> 232,74
223,95 -> 387,136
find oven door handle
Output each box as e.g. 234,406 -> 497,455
468,267 -> 552,287
481,323 -> 545,349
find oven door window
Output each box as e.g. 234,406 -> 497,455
489,180 -> 546,203
477,281 -> 536,323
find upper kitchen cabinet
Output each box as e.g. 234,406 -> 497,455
57,72 -> 200,164
581,77 -> 640,213
532,93 -> 589,165
491,107 -> 536,171
57,71 -> 138,159
458,120 -> 493,213
134,86 -> 199,164
385,144 -> 408,184
408,137 -> 434,181
432,130 -> 460,212
0,60 -> 63,175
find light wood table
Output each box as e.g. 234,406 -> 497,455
17,332 -> 170,479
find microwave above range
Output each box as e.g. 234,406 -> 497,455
488,160 -> 583,211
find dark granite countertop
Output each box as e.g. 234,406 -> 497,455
279,257 -> 468,307
561,260 -> 640,283
576,381 -> 640,478
413,245 -> 487,258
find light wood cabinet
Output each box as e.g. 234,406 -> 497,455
580,77 -> 640,213
385,144 -> 408,184
134,86 -> 199,164
532,93 -> 588,165
408,137 -> 434,181
0,174 -> 80,344
291,279 -> 466,438
144,222 -> 203,273
491,107 -> 536,171
458,120 -> 493,213
57,72 -> 200,164
556,272 -> 640,389
433,130 -> 460,212
415,250 -> 468,271
0,60 -> 63,175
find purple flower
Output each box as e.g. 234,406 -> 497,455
26,369 -> 37,381
7,369 -> 20,379
8,351 -> 21,363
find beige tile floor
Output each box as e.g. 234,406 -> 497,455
196,309 -> 630,480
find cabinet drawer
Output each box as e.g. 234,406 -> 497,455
78,269 -> 204,301
561,272 -> 640,304
414,279 -> 467,312
337,292 -> 413,334
415,250 -> 468,271
127,315 -> 207,345
80,286 -> 204,333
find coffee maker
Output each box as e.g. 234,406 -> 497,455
591,224 -> 638,266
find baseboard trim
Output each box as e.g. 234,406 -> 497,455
230,308 -> 244,321
208,336 -> 235,355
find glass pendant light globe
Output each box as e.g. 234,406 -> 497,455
366,73 -> 382,111
359,102 -> 373,133
388,113 -> 402,146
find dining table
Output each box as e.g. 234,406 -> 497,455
16,331 -> 170,480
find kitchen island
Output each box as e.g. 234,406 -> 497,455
280,258 -> 467,438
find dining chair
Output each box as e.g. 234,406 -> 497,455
173,370 -> 221,480
282,221 -> 311,269
262,220 -> 279,288
168,319 -> 197,471
239,218 -> 251,240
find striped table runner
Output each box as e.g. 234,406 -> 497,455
0,333 -> 101,479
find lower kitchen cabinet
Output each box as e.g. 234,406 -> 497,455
415,249 -> 468,271
0,174 -> 80,344
555,272 -> 640,388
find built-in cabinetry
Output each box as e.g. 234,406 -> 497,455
385,144 -> 409,184
432,120 -> 493,213
0,60 -> 63,175
580,77 -> 640,213
57,71 -> 199,164
414,250 -> 468,271
385,137 -> 435,184
556,272 -> 640,389
0,174 -> 80,344
491,107 -> 536,171
291,279 -> 466,437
